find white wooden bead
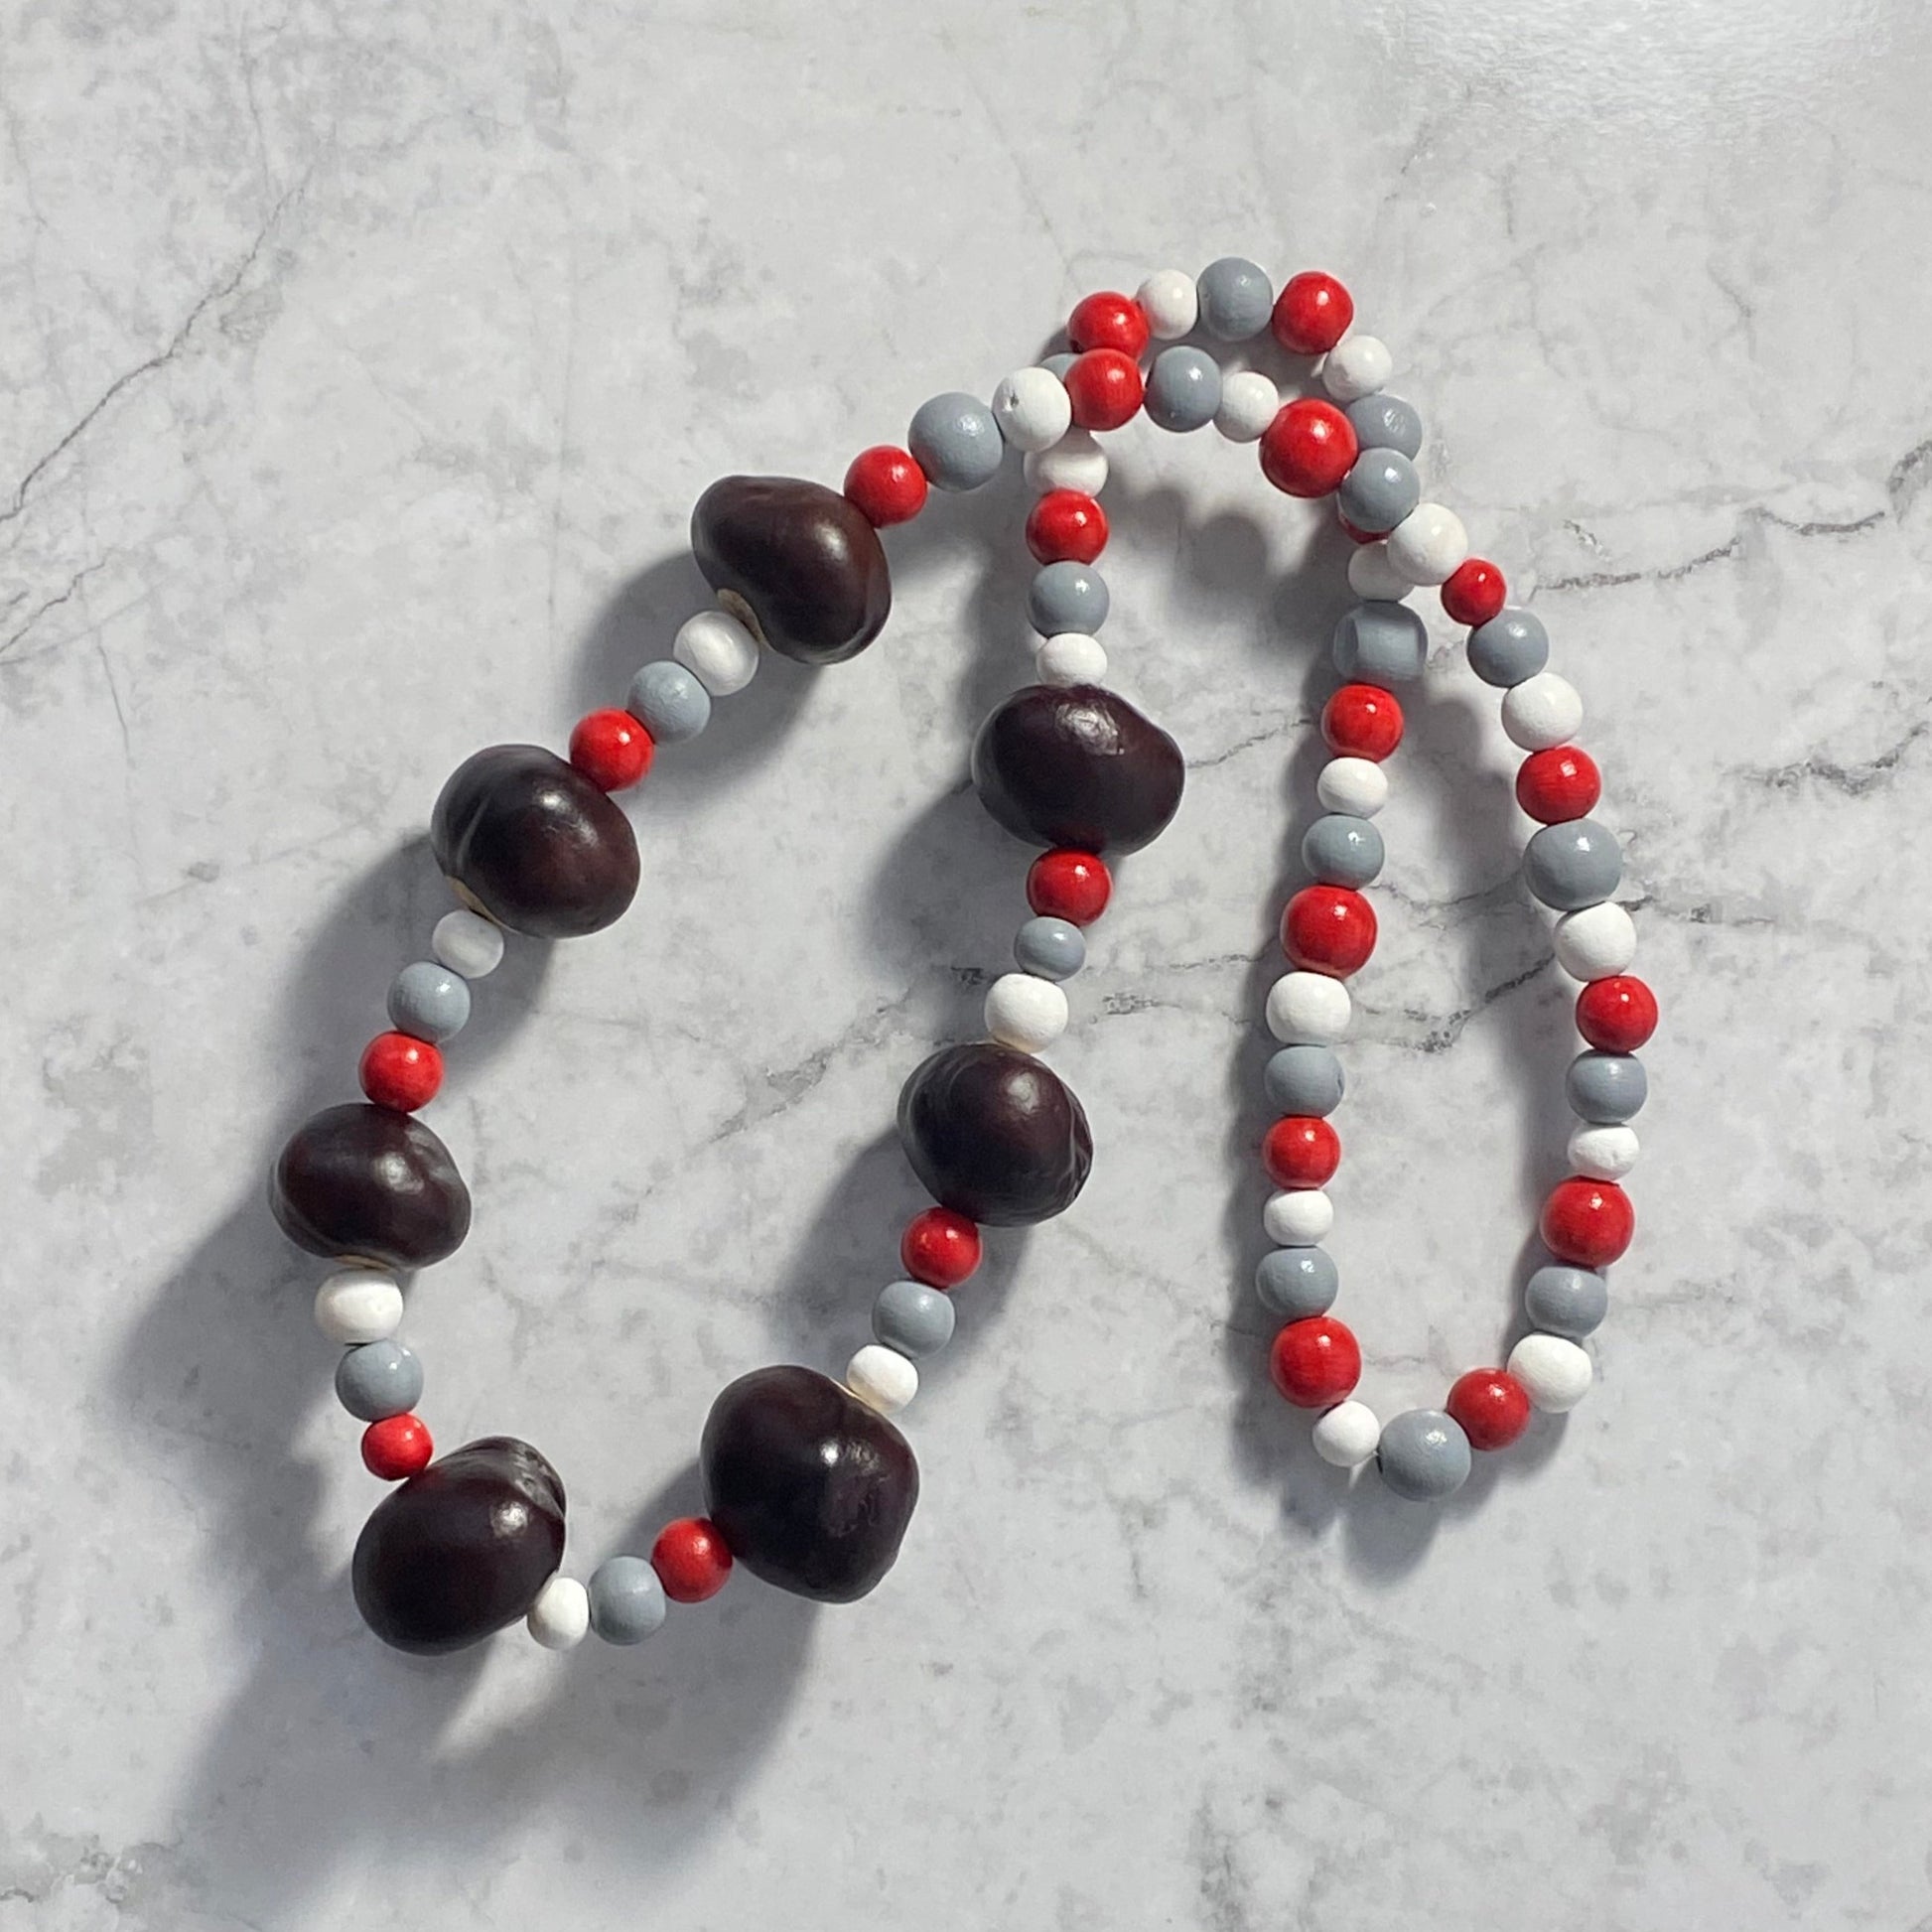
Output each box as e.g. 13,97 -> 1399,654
1385,502 -> 1470,587
1265,971 -> 1351,1044
1264,1188 -> 1334,1245
432,908 -> 504,980
1553,901 -> 1636,980
1312,1399 -> 1381,1468
674,609 -> 760,696
991,367 -> 1072,453
1214,369 -> 1280,443
1346,541 -> 1413,603
1501,672 -> 1584,750
984,972 -> 1069,1053
1507,1332 -> 1594,1412
1315,756 -> 1389,819
1319,335 -> 1393,402
526,1573 -> 590,1650
1569,1122 -> 1639,1180
1024,430 -> 1108,495
1136,268 -> 1198,341
846,1343 -> 917,1416
1035,632 -> 1108,688
314,1270 -> 403,1344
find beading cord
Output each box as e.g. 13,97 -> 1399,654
269,257 -> 1649,1659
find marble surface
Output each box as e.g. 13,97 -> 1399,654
5,1 -> 1932,1925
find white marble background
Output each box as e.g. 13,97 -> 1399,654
4,0 -> 1930,1925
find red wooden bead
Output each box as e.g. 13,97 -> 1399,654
1027,848 -> 1112,925
1259,398 -> 1358,498
651,1516 -> 734,1603
569,708 -> 654,790
361,1412 -> 434,1480
899,1206 -> 982,1289
1063,348 -> 1144,432
1067,290 -> 1150,358
1320,683 -> 1404,761
1262,1116 -> 1341,1189
1270,271 -> 1355,355
1281,886 -> 1378,978
358,1032 -> 444,1112
1026,488 -> 1109,565
1269,1314 -> 1362,1409
1515,745 -> 1601,824
1576,975 -> 1659,1052
1447,1369 -> 1532,1450
843,444 -> 928,526
1441,557 -> 1507,627
1541,1177 -> 1635,1268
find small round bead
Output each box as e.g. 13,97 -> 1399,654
1195,256 -> 1274,341
909,391 -> 1006,491
1447,1369 -> 1533,1450
588,1555 -> 668,1644
1344,392 -> 1423,459
1524,818 -> 1623,911
1541,1176 -> 1634,1267
1264,1043 -> 1345,1118
1311,1399 -> 1380,1468
846,1342 -> 917,1416
526,1573 -> 590,1650
1301,813 -> 1384,889
1027,849 -> 1111,925
1136,268 -> 1199,340
569,708 -> 653,792
360,1412 -> 433,1479
1263,1188 -> 1334,1245
1376,1410 -> 1472,1500
1566,1050 -> 1648,1124
1026,489 -> 1108,565
1269,1314 -> 1361,1408
872,1279 -> 957,1359
1067,290 -> 1150,357
1507,1333 -> 1594,1413
626,659 -> 711,745
1577,975 -> 1658,1051
1524,1262 -> 1609,1339
1553,901 -> 1637,981
432,907 -> 505,980
843,444 -> 928,525
314,1269 -> 403,1344
1213,369 -> 1280,443
984,972 -> 1069,1054
1024,429 -> 1108,495
1567,1122 -> 1639,1181
673,609 -> 759,697
387,961 -> 471,1044
1144,345 -> 1222,433
1271,270 -> 1354,354
1316,756 -> 1390,819
1040,350 -> 1078,381
900,1206 -> 981,1288
1516,746 -> 1601,824
1255,1245 -> 1339,1319
1027,561 -> 1109,636
1014,915 -> 1086,981
1442,558 -> 1508,627
335,1338 -> 423,1423
990,366 -> 1073,454
358,1032 -> 443,1113
1320,335 -> 1393,402
1062,349 -> 1144,432
1386,502 -> 1469,587
1320,682 -> 1404,761
1346,542 -> 1413,604
1332,603 -> 1428,684
1263,1115 -> 1341,1189
1035,632 -> 1109,687
1501,672 -> 1585,751
1282,886 -> 1377,977
1260,398 -> 1358,498
1265,971 -> 1352,1045
1466,608 -> 1550,688
1336,449 -> 1421,536
651,1517 -> 733,1603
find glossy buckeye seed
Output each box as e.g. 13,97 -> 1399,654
270,1102 -> 472,1271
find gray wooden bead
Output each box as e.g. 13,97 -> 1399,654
627,659 -> 711,743
1145,346 -> 1222,431
587,1555 -> 667,1644
1344,392 -> 1424,460
1524,1263 -> 1609,1338
872,1279 -> 957,1359
1333,602 -> 1428,683
1301,813 -> 1384,889
1376,1409 -> 1472,1501
335,1339 -> 423,1422
1524,818 -> 1623,910
1041,350 -> 1078,381
387,961 -> 472,1043
908,392 -> 1005,492
1027,561 -> 1110,636
1337,450 -> 1422,535
1014,916 -> 1086,981
1566,1050 -> 1648,1123
1196,256 -> 1273,341
1467,608 -> 1550,687
1265,1044 -> 1346,1117
1256,1246 -> 1339,1319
